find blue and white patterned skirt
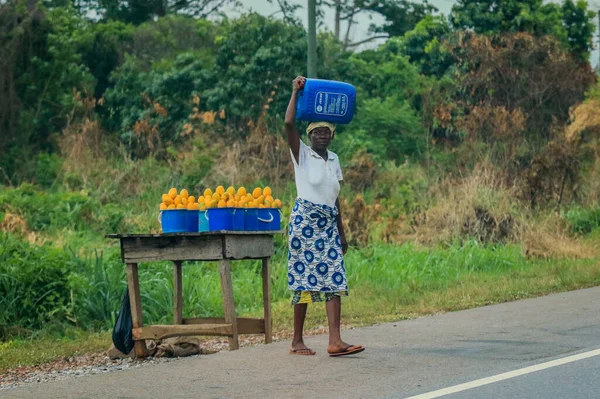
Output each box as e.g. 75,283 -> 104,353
287,198 -> 348,293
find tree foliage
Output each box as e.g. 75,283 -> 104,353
450,0 -> 596,61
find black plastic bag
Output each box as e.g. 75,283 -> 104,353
112,289 -> 134,355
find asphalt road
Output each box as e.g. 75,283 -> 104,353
3,287 -> 600,399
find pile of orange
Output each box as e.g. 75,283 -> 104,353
159,186 -> 282,211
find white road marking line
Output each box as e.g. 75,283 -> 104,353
404,348 -> 600,399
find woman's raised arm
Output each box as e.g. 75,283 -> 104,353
285,76 -> 305,163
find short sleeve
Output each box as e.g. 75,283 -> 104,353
291,141 -> 309,168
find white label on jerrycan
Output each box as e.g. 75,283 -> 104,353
314,91 -> 348,116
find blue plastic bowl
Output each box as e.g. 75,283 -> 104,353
244,208 -> 259,231
232,209 -> 244,231
198,210 -> 209,232
257,209 -> 281,231
186,210 -> 199,233
161,209 -> 188,233
207,208 -> 234,231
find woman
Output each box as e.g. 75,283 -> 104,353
285,75 -> 364,357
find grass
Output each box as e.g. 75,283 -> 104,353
0,330 -> 110,373
2,241 -> 599,373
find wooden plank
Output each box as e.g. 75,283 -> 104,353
106,231 -> 284,239
219,260 -> 239,350
262,257 -> 272,344
183,317 -> 265,334
224,235 -> 275,259
126,263 -> 148,358
132,324 -> 233,340
173,261 -> 183,324
121,235 -> 224,263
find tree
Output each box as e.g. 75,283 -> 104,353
450,32 -> 596,145
399,15 -> 453,77
202,14 -> 308,126
450,0 -> 597,61
0,2 -> 95,182
366,0 -> 437,38
319,0 -> 437,49
561,0 -> 597,62
62,0 -> 238,24
450,0 -> 563,36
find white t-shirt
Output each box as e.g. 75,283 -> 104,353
291,141 -> 343,208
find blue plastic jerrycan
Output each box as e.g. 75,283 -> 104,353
295,79 -> 356,125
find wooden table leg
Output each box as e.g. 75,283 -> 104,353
262,257 -> 272,344
126,263 -> 148,358
173,261 -> 183,325
219,259 -> 239,350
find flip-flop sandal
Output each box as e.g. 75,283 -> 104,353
289,347 -> 316,356
327,345 -> 365,357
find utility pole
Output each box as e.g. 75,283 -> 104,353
307,0 -> 318,78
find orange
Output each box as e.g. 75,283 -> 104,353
187,196 -> 195,204
181,197 -> 188,206
256,195 -> 265,205
180,189 -> 189,199
161,194 -> 170,203
237,187 -> 247,196
204,188 -> 213,197
163,197 -> 173,206
159,203 -> 168,210
218,199 -> 227,208
176,204 -> 185,209
174,195 -> 182,205
274,199 -> 282,208
168,188 -> 177,199
263,187 -> 272,197
216,186 -> 225,195
252,187 -> 262,198
226,186 -> 235,196
265,195 -> 274,203
168,204 -> 176,209
227,199 -> 235,207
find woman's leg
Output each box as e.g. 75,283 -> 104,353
325,296 -> 344,348
326,296 -> 363,353
291,303 -> 309,350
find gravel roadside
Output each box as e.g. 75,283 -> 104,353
0,327 -> 330,390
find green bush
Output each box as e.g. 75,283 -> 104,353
337,97 -> 424,163
32,153 -> 63,189
0,234 -> 75,337
0,184 -> 98,232
565,205 -> 600,234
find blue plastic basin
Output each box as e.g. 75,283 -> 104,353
161,209 -> 188,233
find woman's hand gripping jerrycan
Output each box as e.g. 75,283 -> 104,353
295,78 -> 356,125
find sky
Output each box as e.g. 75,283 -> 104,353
227,0 -> 599,67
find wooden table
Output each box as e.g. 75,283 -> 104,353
106,231 -> 282,358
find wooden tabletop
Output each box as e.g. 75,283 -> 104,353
106,230 -> 285,239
